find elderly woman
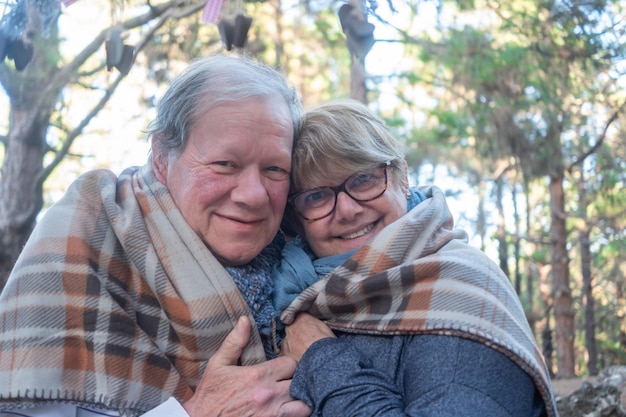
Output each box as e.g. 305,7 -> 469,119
0,55 -> 310,417
273,99 -> 559,417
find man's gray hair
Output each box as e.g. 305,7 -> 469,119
148,54 -> 303,161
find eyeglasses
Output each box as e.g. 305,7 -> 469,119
289,161 -> 391,221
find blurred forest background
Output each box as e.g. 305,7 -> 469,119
0,0 -> 624,380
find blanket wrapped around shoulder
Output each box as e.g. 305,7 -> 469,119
281,186 -> 558,417
0,163 -> 266,416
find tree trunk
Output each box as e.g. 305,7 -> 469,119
350,58 -> 367,104
618,283 -> 626,365
538,263 -> 554,376
580,225 -> 598,375
541,305 -> 555,378
0,110 -> 48,288
495,176 -> 510,279
512,183 -> 521,295
549,173 -> 576,377
0,0 -> 202,289
524,181 -> 535,309
577,170 -> 598,376
475,182 -> 487,252
0,9 -> 59,288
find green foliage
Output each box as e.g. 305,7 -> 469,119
596,333 -> 626,366
312,11 -> 345,48
529,247 -> 549,264
375,0 -> 626,376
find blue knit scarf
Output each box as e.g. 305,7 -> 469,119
226,232 -> 285,358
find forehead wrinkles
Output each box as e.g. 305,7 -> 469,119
201,98 -> 292,136
220,108 -> 261,130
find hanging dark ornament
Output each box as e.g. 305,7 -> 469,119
218,17 -> 236,51
6,38 -> 34,71
105,27 -> 124,71
115,44 -> 135,75
233,13 -> 252,48
218,12 -> 252,51
338,3 -> 375,60
0,31 -> 7,61
105,26 -> 135,74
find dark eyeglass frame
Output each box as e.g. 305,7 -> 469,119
289,161 -> 391,221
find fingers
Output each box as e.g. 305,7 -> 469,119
282,313 -> 335,362
183,316 -> 307,417
278,400 -> 312,417
212,316 -> 251,367
262,355 -> 297,382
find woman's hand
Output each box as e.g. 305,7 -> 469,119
183,316 -> 311,417
281,313 -> 336,363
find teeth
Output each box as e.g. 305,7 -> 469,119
342,223 -> 375,239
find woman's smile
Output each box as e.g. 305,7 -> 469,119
338,221 -> 377,240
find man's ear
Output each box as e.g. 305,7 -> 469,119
151,140 -> 168,185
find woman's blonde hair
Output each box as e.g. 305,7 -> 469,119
282,99 -> 407,236
291,98 -> 406,192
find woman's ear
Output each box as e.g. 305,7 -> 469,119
399,159 -> 410,198
151,139 -> 168,185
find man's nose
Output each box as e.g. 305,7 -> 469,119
232,169 -> 269,206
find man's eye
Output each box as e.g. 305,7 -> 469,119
210,161 -> 236,173
213,161 -> 233,167
266,166 -> 290,181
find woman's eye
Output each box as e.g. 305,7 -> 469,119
303,190 -> 332,207
352,173 -> 375,186
305,192 -> 323,203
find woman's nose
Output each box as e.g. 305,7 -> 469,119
334,191 -> 363,220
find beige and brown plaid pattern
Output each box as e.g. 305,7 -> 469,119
0,163 -> 265,416
282,186 -> 558,417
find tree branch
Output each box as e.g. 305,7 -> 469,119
43,0 -> 206,107
370,10 -> 444,55
37,74 -> 124,187
36,4 -> 192,186
567,97 -> 626,174
5,0 -> 205,174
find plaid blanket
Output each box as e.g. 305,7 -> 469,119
281,186 -> 558,417
0,163 -> 266,416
